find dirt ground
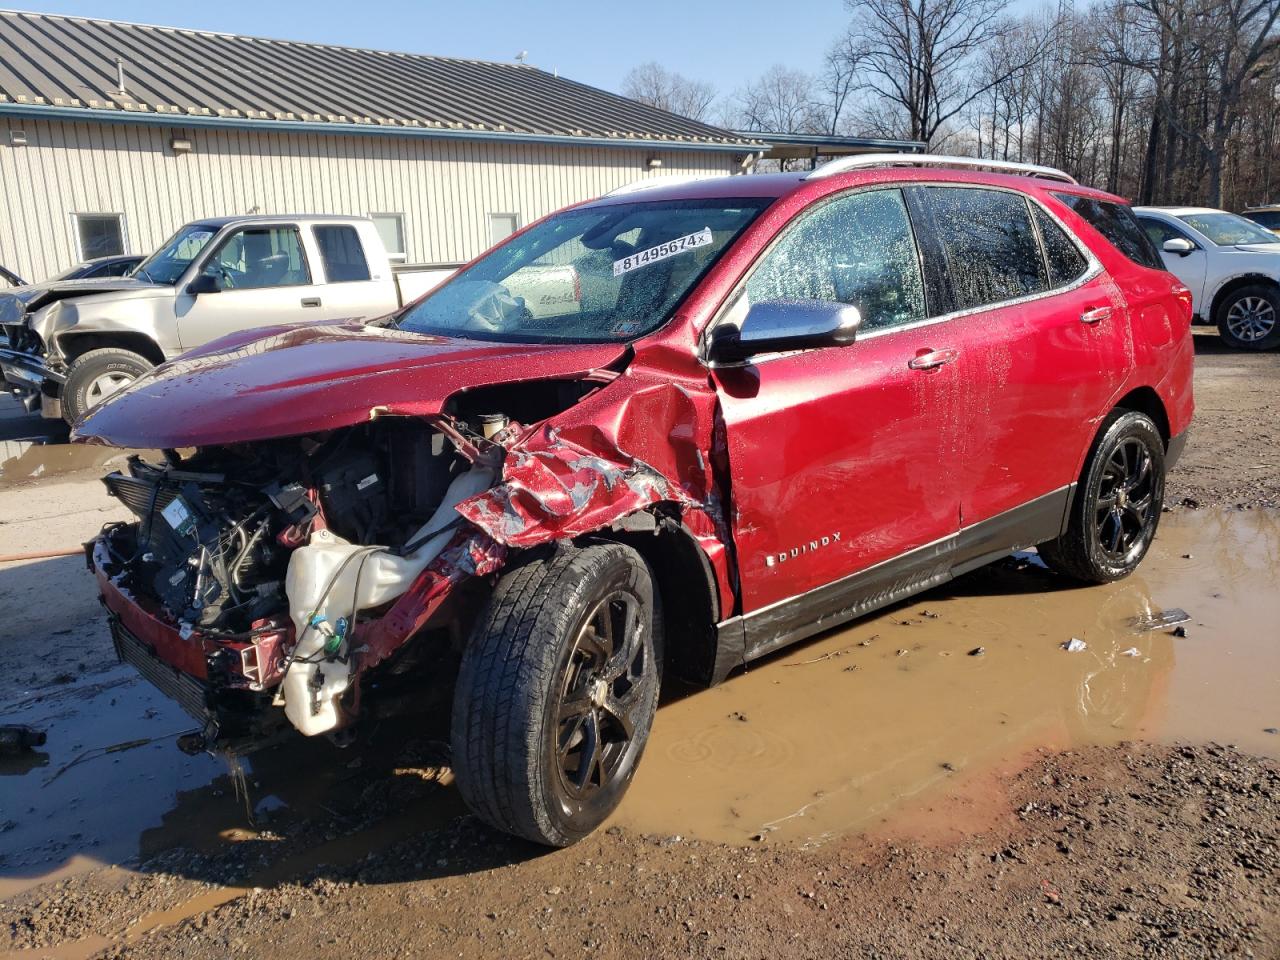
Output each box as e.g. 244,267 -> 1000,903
2,330 -> 1278,960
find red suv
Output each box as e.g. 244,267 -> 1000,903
79,155 -> 1194,846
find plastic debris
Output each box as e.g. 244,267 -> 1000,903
1120,647 -> 1142,657
968,646 -> 986,657
1129,608 -> 1191,632
1062,638 -> 1088,653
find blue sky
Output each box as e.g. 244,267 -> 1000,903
16,0 -> 855,96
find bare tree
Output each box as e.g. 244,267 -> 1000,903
840,0 -> 1054,145
621,62 -> 718,121
730,65 -> 826,134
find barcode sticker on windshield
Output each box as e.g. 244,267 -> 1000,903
613,228 -> 713,277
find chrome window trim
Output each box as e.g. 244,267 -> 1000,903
704,182 -> 1102,365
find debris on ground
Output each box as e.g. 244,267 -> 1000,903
1061,638 -> 1087,653
0,724 -> 46,755
967,647 -> 986,657
1129,608 -> 1191,632
1120,647 -> 1143,658
1172,625 -> 1189,638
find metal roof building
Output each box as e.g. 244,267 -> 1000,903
0,10 -> 765,281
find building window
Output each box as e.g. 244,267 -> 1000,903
370,213 -> 406,262
74,213 -> 125,260
488,213 -> 520,246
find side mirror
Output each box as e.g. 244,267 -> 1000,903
1163,237 -> 1195,256
708,300 -> 861,365
186,272 -> 221,295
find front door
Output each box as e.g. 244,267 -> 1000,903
176,224 -> 326,349
711,188 -> 962,653
1138,215 -> 1208,311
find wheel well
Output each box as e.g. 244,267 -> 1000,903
1115,386 -> 1170,446
597,510 -> 722,687
58,332 -> 164,366
1209,274 -> 1278,323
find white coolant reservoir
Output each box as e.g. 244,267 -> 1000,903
281,466 -> 494,736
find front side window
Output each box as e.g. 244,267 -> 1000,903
1138,216 -> 1194,250
1032,205 -> 1089,287
134,223 -> 219,285
314,225 -> 371,282
397,199 -> 768,343
744,188 -> 925,332
203,226 -> 311,290
1053,193 -> 1162,269
74,214 -> 124,260
929,187 -> 1047,311
1175,211 -> 1279,247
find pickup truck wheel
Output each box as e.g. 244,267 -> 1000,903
63,348 -> 153,424
1216,284 -> 1280,350
1038,410 -> 1165,583
451,542 -> 662,847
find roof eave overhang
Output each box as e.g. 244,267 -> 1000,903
0,103 -> 769,154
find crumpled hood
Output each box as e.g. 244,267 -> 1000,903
0,278 -> 165,323
73,321 -> 627,449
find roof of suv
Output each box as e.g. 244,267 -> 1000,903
192,214 -> 376,228
592,167 -> 1127,209
1134,206 -> 1225,217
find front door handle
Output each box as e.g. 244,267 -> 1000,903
1081,305 -> 1112,324
301,297 -> 321,308
908,348 -> 959,371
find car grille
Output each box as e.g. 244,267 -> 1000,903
109,615 -> 209,723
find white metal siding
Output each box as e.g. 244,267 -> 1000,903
0,117 -> 743,282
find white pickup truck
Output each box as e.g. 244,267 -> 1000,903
0,215 -> 462,424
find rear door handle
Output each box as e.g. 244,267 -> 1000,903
908,348 -> 959,371
301,297 -> 321,308
1081,305 -> 1112,324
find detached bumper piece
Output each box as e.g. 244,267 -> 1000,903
0,346 -> 63,387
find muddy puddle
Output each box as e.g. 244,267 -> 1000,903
2,510 -> 1277,900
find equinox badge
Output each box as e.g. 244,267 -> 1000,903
765,532 -> 842,567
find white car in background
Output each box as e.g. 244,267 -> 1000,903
1135,206 -> 1280,350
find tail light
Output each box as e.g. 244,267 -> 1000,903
1171,282 -> 1194,325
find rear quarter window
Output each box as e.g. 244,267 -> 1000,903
927,187 -> 1047,311
1052,193 -> 1163,270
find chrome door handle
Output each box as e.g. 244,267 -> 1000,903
908,348 -> 959,370
1081,306 -> 1112,324
301,297 -> 321,308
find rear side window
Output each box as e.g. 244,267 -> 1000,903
927,187 -> 1046,311
315,225 -> 372,282
1245,210 -> 1280,229
744,188 -> 926,332
1052,193 -> 1162,269
1031,206 -> 1089,287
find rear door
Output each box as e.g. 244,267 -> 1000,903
712,187 -> 964,653
915,186 -> 1129,542
177,223 -> 327,348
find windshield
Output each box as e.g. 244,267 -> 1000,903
1176,212 -> 1280,246
395,198 -> 769,343
134,223 -> 220,284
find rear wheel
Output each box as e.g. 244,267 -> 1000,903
451,542 -> 662,846
62,347 -> 152,424
1216,284 -> 1280,350
1038,410 -> 1165,583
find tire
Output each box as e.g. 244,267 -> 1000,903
62,347 -> 153,424
451,542 -> 663,847
1215,283 -> 1280,350
1038,410 -> 1165,584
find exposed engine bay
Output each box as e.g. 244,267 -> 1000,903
96,412 -> 516,744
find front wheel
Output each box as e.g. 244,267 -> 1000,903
1038,410 -> 1165,583
451,542 -> 662,846
1216,284 -> 1280,350
62,347 -> 153,424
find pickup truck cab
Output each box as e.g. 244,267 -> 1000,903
0,215 -> 454,423
79,155 -> 1193,847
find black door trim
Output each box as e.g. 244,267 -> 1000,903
711,484 -> 1074,679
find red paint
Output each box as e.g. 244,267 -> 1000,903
85,164 -> 1193,690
